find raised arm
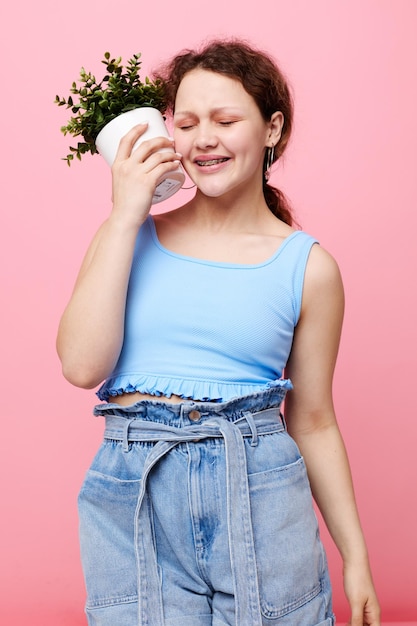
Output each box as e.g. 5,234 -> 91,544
285,244 -> 380,626
56,124 -> 182,389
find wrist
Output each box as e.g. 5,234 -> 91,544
342,548 -> 371,570
107,209 -> 145,236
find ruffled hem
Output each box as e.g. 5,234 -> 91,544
96,373 -> 293,403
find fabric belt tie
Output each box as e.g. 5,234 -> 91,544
103,406 -> 286,626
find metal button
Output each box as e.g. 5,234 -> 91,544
189,410 -> 201,422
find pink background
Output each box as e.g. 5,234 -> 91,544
1,1 -> 416,623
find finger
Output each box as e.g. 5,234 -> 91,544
126,146 -> 182,181
142,149 -> 182,170
114,123 -> 149,161
130,136 -> 176,164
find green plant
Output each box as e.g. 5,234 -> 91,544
55,52 -> 166,165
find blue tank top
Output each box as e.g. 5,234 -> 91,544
97,216 -> 318,402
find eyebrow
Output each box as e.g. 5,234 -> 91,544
174,107 -> 244,118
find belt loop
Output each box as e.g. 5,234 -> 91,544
122,418 -> 135,452
279,411 -> 287,431
243,412 -> 258,447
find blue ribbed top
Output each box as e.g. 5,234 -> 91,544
97,216 -> 318,402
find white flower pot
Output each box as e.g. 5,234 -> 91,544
95,107 -> 185,204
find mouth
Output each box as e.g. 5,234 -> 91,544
195,158 -> 229,166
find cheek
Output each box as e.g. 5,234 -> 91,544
173,132 -> 189,156
231,128 -> 266,157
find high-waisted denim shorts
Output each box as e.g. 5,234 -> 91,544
78,386 -> 335,626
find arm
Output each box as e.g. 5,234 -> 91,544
56,124 -> 182,388
285,244 -> 380,626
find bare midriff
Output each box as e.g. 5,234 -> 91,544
109,391 -> 193,406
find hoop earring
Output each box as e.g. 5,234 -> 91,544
181,173 -> 196,190
264,145 -> 275,181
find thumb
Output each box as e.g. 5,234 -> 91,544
348,603 -> 364,626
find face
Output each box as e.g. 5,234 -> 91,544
173,69 -> 283,200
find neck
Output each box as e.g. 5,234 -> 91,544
185,187 -> 273,233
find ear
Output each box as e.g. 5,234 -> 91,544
266,111 -> 284,147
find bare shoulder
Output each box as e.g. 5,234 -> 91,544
306,241 -> 341,278
305,242 -> 343,290
301,242 -> 345,316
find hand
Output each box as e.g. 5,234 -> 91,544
343,561 -> 381,626
110,123 -> 182,228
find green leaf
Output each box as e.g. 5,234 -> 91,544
55,50 -> 167,164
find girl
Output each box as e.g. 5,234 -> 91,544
57,39 -> 380,626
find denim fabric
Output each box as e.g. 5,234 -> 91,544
78,387 -> 335,625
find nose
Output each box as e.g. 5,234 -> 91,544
194,122 -> 218,149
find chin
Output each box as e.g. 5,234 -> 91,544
200,189 -> 230,198
196,180 -> 237,198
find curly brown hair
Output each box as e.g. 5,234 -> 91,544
155,39 -> 295,226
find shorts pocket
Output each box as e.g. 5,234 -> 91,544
248,455 -> 330,621
78,441 -> 147,609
